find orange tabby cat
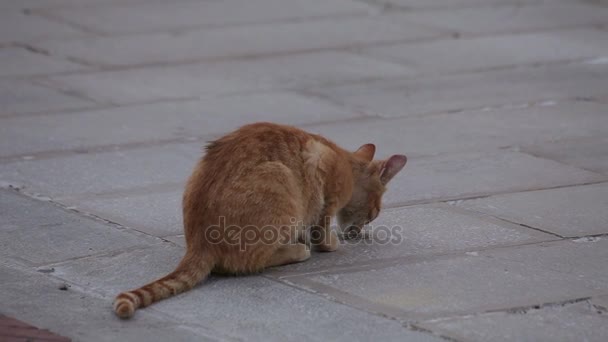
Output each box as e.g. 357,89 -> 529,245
113,122 -> 406,319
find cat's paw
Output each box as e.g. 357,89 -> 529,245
316,231 -> 339,252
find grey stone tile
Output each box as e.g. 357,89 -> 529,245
382,151 -> 604,206
596,92 -> 608,103
163,234 -> 185,247
0,91 -> 360,157
41,70 -> 256,105
458,183 -> 608,237
68,190 -> 184,237
485,235 -> 608,277
418,301 -> 608,342
2,144 -> 603,210
38,17 -> 441,67
60,200 -> 555,271
50,243 -> 184,296
49,169 -> 599,270
297,239 -> 608,319
0,10 -> 86,43
0,79 -> 96,115
47,246 -> 443,341
522,137 -> 608,175
154,277 -> 443,342
391,4 -> 608,35
46,52 -> 412,104
305,101 -> 608,156
0,46 -> 84,77
360,28 -> 608,74
0,189 -> 159,266
42,0 -> 376,35
271,204 -> 555,276
592,294 -> 608,309
370,0 -> 548,9
0,264 -> 220,342
0,0 -> 193,10
0,143 -> 198,198
308,63 -> 608,117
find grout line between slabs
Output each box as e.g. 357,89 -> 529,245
0,94 -> 604,165
4,25 -> 603,79
267,238 -> 564,280
0,186 -> 182,254
28,9 -> 378,39
518,146 -> 608,176
384,179 -> 608,209
0,115 -> 381,164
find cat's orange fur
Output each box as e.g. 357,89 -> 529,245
113,122 -> 406,319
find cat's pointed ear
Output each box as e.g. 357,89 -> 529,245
380,155 -> 407,185
354,143 -> 376,162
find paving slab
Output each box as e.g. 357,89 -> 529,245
0,264 -> 221,342
485,235 -> 608,277
5,95 -> 607,160
49,243 -> 184,296
0,79 -> 96,115
40,0 -> 376,35
0,10 -> 86,44
359,28 -> 608,74
69,190 -> 184,237
522,136 -> 608,175
592,295 -> 608,309
3,146 -> 603,210
0,0 -> 198,10
46,247 -> 444,341
46,173 -> 576,243
0,189 -> 159,266
0,91 -> 361,158
457,183 -> 608,237
0,143 -> 198,198
60,198 -> 555,267
292,239 -> 608,320
381,150 -> 604,206
0,46 -> 85,77
154,276 -> 446,342
163,234 -> 186,246
270,204 -> 555,276
390,4 -> 608,35
307,62 -> 608,117
45,51 -> 412,104
417,301 -> 608,342
37,17 -> 441,67
367,0 -> 551,10
596,92 -> 608,103
305,101 -> 608,156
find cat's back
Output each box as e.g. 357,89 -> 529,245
186,123 -> 316,199
183,122 -> 345,232
204,122 -> 311,167
183,123 -> 319,223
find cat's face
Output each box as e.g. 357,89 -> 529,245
338,144 -> 407,238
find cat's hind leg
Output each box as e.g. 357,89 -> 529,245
265,243 -> 310,268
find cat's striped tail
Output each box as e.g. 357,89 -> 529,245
113,252 -> 214,319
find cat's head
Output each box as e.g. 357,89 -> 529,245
338,144 -> 407,238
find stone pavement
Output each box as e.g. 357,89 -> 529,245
1,0 -> 608,341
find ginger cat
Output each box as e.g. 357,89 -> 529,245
113,122 -> 406,319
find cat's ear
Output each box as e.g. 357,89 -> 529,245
379,155 -> 407,185
354,143 -> 375,162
